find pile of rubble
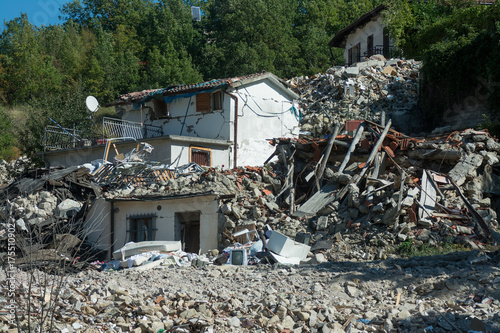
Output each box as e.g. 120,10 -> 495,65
269,122 -> 500,262
0,157 -> 34,187
1,249 -> 499,332
2,120 -> 500,269
289,57 -> 421,137
0,165 -> 101,269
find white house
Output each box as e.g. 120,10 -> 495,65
86,193 -> 222,258
111,71 -> 300,168
43,72 -> 300,169
47,72 -> 299,259
329,5 -> 393,66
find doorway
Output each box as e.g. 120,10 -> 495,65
175,211 -> 201,254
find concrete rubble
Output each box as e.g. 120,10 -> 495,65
1,250 -> 499,332
1,58 -> 500,332
289,57 -> 421,136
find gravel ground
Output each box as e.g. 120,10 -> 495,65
1,249 -> 500,333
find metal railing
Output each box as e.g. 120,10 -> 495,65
43,126 -> 84,150
102,117 -> 163,140
363,45 -> 398,59
43,118 -> 163,151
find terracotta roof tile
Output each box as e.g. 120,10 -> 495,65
113,72 -> 269,105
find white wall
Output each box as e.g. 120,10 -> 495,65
232,80 -> 300,166
120,94 -> 232,141
86,196 -> 220,258
117,78 -> 299,167
343,16 -> 386,63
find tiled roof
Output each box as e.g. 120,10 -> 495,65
112,72 -> 270,105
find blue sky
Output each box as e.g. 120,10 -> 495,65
1,0 -> 70,29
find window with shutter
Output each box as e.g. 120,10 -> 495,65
196,93 -> 211,112
190,146 -> 211,166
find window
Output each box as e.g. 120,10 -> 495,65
212,91 -> 223,110
127,214 -> 157,242
196,93 -> 211,113
383,28 -> 390,58
153,99 -> 169,119
190,146 -> 211,166
367,35 -> 374,57
348,43 -> 360,65
352,43 -> 361,64
196,91 -> 223,112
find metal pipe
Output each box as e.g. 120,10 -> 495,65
226,92 -> 239,169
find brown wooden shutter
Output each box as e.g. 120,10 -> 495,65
191,150 -> 209,166
196,93 -> 211,112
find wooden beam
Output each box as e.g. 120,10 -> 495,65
355,120 -> 392,186
338,122 -> 365,174
316,122 -> 341,189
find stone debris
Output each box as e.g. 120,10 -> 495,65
1,86 -> 500,331
0,157 -> 34,186
289,57 -> 421,137
0,165 -> 100,269
0,249 -> 499,332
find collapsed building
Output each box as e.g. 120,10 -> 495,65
1,124 -> 500,268
1,63 -> 499,269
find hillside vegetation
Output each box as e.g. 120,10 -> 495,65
1,0 -> 500,159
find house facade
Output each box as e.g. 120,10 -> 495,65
46,72 -> 299,259
329,5 -> 392,66
86,194 -> 221,258
43,72 -> 300,170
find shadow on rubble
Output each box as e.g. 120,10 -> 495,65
307,249 -> 500,331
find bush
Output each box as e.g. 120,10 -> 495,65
0,108 -> 18,161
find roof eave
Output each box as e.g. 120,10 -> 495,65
328,4 -> 386,48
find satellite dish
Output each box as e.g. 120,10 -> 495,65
86,96 -> 99,113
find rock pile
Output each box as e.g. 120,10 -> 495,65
0,165 -> 100,266
289,57 -> 421,137
270,124 -> 500,262
0,157 -> 34,186
1,249 -> 499,332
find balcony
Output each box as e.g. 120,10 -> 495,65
43,117 -> 163,151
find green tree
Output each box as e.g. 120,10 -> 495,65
0,14 -> 63,104
200,0 -> 300,79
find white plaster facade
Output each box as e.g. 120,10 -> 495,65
86,194 -> 221,259
329,5 -> 393,66
115,73 -> 300,168
343,16 -> 389,65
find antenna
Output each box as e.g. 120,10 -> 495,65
85,96 -> 99,113
191,6 -> 201,21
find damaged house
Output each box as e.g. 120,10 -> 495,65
43,72 -> 300,169
40,72 -> 300,258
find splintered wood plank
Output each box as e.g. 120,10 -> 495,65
419,170 -> 437,219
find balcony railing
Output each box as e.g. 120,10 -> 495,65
43,118 -> 163,151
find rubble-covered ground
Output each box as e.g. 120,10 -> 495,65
289,57 -> 421,137
2,58 -> 500,332
1,250 -> 499,332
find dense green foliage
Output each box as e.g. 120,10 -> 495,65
0,0 -> 384,157
384,0 -> 500,130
